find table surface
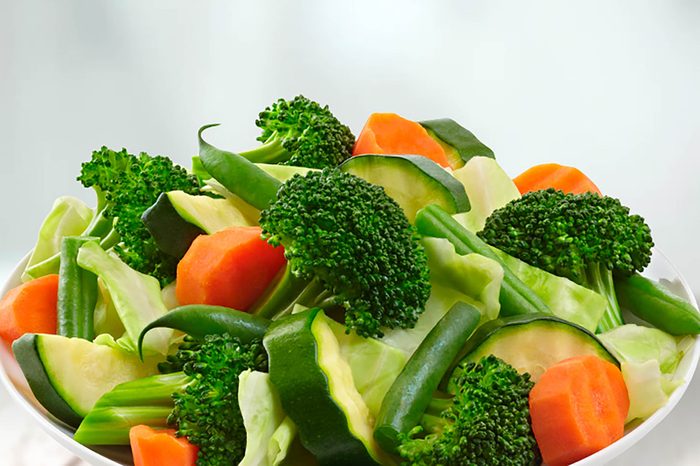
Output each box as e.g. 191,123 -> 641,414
0,262 -> 697,466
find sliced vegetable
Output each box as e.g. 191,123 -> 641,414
0,274 -> 59,345
264,308 -> 385,466
175,226 -> 286,311
415,204 -> 550,317
615,273 -> 700,335
353,113 -> 450,168
77,241 -> 172,356
340,154 -> 469,222
141,193 -> 205,259
129,425 -> 198,466
420,118 -> 494,168
138,304 -> 270,357
528,355 -> 629,466
374,302 -> 481,454
514,163 -> 601,195
449,314 -> 618,385
57,237 -> 99,340
22,196 -> 94,282
13,333 -> 157,427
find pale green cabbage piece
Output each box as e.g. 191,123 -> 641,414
381,237 -> 503,355
451,156 -> 520,232
491,248 -> 607,332
76,241 -> 171,355
599,324 -> 685,421
22,196 -> 94,281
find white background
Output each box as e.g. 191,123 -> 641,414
1,1 -> 699,464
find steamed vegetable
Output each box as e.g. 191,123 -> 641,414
513,163 -> 601,195
353,113 -> 450,168
57,236 -> 99,340
176,226 -> 287,311
77,146 -> 202,284
479,188 -> 654,332
0,274 -> 59,344
22,196 -> 94,281
129,425 -> 198,466
398,355 -> 540,466
236,95 -> 355,169
529,355 -> 629,466
419,118 -> 495,167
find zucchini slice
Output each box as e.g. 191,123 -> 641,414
13,334 -> 157,427
448,314 -> 618,389
264,309 -> 383,466
420,118 -> 494,168
340,154 -> 469,222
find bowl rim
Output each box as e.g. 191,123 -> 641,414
0,249 -> 698,466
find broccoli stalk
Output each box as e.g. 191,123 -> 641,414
478,189 -> 653,332
77,147 -> 202,284
236,95 -> 355,169
255,168 -> 432,338
74,334 -> 266,466
399,355 -> 540,466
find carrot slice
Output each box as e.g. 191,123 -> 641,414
0,274 -> 59,345
353,113 -> 451,168
130,425 -> 198,466
176,226 -> 286,311
514,163 -> 601,195
528,355 -> 629,466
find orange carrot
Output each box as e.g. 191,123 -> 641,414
353,113 -> 451,168
528,355 -> 629,466
176,226 -> 286,311
514,163 -> 602,195
130,425 -> 198,466
0,274 -> 59,345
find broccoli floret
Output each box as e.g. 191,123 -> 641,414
77,147 -> 201,284
238,95 -> 355,169
478,188 -> 654,332
258,168 -> 431,338
169,333 -> 267,466
74,333 -> 266,465
399,355 -> 540,466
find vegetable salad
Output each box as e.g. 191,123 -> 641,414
1,96 -> 699,466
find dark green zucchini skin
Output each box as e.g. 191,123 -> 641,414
264,309 -> 380,466
12,334 -> 83,428
420,118 -> 494,165
141,192 -> 204,259
447,313 -> 619,392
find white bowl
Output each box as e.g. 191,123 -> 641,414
0,250 -> 698,466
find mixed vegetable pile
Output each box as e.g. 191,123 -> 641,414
1,96 -> 699,466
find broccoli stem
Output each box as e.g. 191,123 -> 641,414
420,413 -> 448,436
238,136 -> 288,163
584,263 -> 624,332
74,372 -> 192,445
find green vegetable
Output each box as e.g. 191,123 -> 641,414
397,355 -> 540,466
450,314 -> 618,385
57,236 -> 100,340
238,95 -> 355,169
381,237 -> 503,355
77,146 -> 202,284
13,333 -> 157,427
420,118 -> 494,168
415,204 -> 550,318
478,188 -> 654,332
339,153 -> 470,222
264,309 -> 385,466
75,333 -> 266,466
615,273 -> 700,335
259,168 -> 431,337
138,304 -> 270,357
141,192 -> 205,259
599,324 -> 685,421
374,302 -> 481,454
76,241 -> 172,356
450,156 -> 520,232
22,196 -> 94,282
